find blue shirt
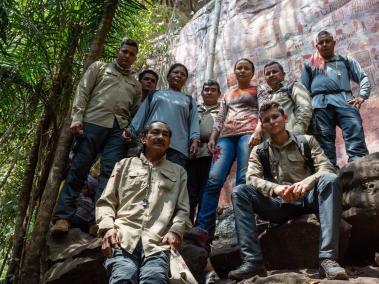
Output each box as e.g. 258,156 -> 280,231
128,89 -> 200,157
300,55 -> 371,109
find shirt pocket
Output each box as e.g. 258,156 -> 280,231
158,171 -> 177,191
287,151 -> 305,170
123,170 -> 146,193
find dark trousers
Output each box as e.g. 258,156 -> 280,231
314,105 -> 368,166
54,121 -> 127,221
166,148 -> 188,169
105,242 -> 169,284
187,156 -> 212,223
232,173 -> 342,263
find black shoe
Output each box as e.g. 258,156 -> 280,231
319,259 -> 348,280
228,261 -> 267,281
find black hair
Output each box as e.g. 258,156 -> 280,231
202,79 -> 221,93
167,63 -> 189,79
140,121 -> 172,138
317,30 -> 333,41
264,61 -> 284,74
234,58 -> 255,73
120,38 -> 138,52
138,69 -> 159,82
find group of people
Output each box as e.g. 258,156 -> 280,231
49,30 -> 371,283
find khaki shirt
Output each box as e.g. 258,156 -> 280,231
71,61 -> 142,128
197,103 -> 220,158
96,154 -> 191,257
259,80 -> 312,134
247,133 -> 335,197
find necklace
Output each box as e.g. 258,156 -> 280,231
328,58 -> 341,78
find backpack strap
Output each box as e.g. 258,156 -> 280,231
256,140 -> 274,182
293,135 -> 315,174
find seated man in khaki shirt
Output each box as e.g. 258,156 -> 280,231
51,38 -> 142,234
229,101 -> 348,281
97,121 -> 191,284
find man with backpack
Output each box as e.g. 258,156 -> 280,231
249,61 -> 312,147
301,30 -> 371,166
228,101 -> 347,281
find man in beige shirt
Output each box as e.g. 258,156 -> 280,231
97,121 -> 191,283
51,38 -> 142,234
229,101 -> 348,281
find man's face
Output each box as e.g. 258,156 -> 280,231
140,73 -> 157,93
201,84 -> 220,106
261,107 -> 288,136
316,34 -> 335,59
142,122 -> 171,157
116,44 -> 138,69
264,64 -> 285,91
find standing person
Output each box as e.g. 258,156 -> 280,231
126,69 -> 159,158
124,63 -> 200,169
50,38 -> 142,234
138,69 -> 159,99
187,58 -> 262,245
97,121 -> 191,284
301,30 -> 371,166
229,101 -> 347,281
187,80 -> 221,223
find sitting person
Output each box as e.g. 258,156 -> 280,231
96,121 -> 191,284
229,101 -> 348,281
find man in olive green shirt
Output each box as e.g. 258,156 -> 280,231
51,38 -> 142,234
229,101 -> 348,281
97,121 -> 191,284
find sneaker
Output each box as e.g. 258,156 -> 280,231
50,219 -> 70,235
184,227 -> 209,247
319,259 -> 348,280
228,261 -> 267,281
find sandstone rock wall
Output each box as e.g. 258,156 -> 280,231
172,0 -> 379,167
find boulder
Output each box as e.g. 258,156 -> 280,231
210,214 -> 351,277
339,153 -> 379,261
179,240 -> 209,283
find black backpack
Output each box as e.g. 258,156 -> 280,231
256,135 -> 315,182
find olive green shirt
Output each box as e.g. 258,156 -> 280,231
247,133 -> 335,197
71,61 -> 142,128
197,103 -> 220,158
259,80 -> 312,134
96,154 -> 191,257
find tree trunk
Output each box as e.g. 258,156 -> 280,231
19,0 -> 119,278
0,148 -> 19,191
6,112 -> 50,278
83,0 -> 119,70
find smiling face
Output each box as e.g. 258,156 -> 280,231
142,122 -> 171,158
261,107 -> 288,136
167,65 -> 188,91
264,63 -> 285,91
116,44 -> 138,69
234,60 -> 254,85
316,34 -> 336,59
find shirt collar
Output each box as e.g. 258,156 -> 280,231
268,80 -> 289,94
140,152 -> 167,167
268,131 -> 296,150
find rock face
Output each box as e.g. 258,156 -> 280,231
172,0 -> 379,173
338,153 -> 379,260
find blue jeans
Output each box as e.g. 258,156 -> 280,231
195,134 -> 252,235
314,105 -> 368,166
54,120 -> 127,221
232,173 -> 342,263
105,243 -> 169,284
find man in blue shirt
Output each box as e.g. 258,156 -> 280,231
301,30 -> 371,166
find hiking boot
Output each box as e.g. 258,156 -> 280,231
50,219 -> 70,235
319,259 -> 348,280
228,261 -> 267,281
184,227 -> 209,247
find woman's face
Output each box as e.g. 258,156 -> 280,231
167,66 -> 188,91
234,60 -> 254,84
